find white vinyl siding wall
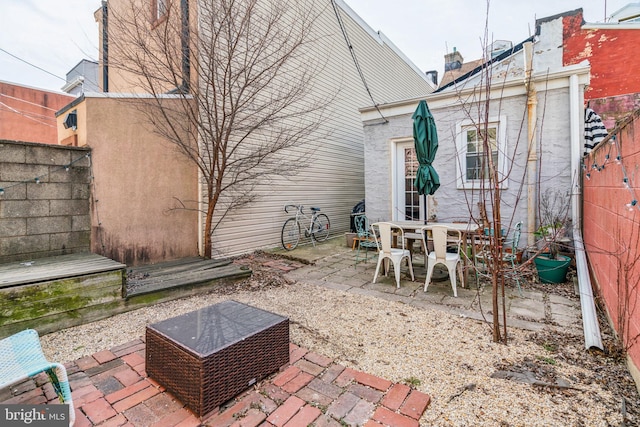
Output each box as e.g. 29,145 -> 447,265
204,0 -> 434,257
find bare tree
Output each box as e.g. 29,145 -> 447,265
105,0 -> 329,257
443,2 -> 542,343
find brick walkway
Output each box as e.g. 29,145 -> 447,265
1,339 -> 430,427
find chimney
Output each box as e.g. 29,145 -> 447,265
444,47 -> 463,72
425,70 -> 438,85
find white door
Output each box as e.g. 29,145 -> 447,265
393,140 -> 423,221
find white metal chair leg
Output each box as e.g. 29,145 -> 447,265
424,262 -> 433,292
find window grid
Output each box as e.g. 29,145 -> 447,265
465,126 -> 498,180
403,147 -> 420,220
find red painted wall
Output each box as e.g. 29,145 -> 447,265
564,11 -> 640,381
583,111 -> 640,373
0,82 -> 74,145
564,14 -> 640,101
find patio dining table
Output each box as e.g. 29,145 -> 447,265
388,221 -> 480,286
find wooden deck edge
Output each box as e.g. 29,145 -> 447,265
124,265 -> 251,298
0,268 -> 252,338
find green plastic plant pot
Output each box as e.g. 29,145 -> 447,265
534,254 -> 571,284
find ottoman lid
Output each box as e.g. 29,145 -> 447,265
148,300 -> 288,356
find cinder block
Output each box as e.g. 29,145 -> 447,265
72,215 -> 91,232
0,200 -> 50,218
27,216 -> 71,235
0,234 -> 50,257
50,199 -> 89,216
25,145 -> 72,166
50,230 -> 90,250
0,183 -> 26,200
0,218 -> 27,237
0,143 -> 26,163
0,163 -> 49,183
71,183 -> 91,200
27,182 -> 72,200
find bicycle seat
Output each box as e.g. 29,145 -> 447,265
310,207 -> 321,212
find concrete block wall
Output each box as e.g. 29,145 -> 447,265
0,140 -> 91,263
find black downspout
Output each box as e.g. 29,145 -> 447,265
181,0 -> 190,92
102,1 -> 109,92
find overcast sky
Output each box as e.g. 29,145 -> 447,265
0,0 -> 631,93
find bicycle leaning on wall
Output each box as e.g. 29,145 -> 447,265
281,204 -> 330,250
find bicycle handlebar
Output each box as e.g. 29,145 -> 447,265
284,204 -> 302,214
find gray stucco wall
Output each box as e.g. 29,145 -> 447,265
0,140 -> 91,263
363,86 -> 574,239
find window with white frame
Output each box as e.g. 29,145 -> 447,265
456,117 -> 508,189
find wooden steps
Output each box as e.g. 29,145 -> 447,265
125,257 -> 250,297
0,254 -> 251,337
0,253 -> 126,288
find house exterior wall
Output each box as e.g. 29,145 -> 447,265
62,60 -> 100,96
362,84 -> 574,235
0,140 -> 91,263
205,0 -> 434,257
96,0 -> 199,94
96,0 -> 433,258
583,110 -> 640,388
361,8 -> 589,253
56,95 -> 199,266
0,82 -> 74,145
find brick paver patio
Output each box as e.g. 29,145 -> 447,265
1,339 -> 430,427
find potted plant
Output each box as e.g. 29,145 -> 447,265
532,189 -> 572,284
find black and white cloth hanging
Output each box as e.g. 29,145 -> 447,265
584,108 -> 607,156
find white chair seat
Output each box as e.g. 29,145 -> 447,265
372,222 -> 414,288
422,225 -> 462,297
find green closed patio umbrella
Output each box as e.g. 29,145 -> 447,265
412,100 -> 440,224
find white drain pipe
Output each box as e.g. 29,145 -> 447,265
569,73 -> 603,350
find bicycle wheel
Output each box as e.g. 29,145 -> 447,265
311,214 -> 330,242
281,218 -> 301,250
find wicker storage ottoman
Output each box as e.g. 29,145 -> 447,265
146,300 -> 289,418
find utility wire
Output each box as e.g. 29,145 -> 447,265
330,0 -> 388,123
0,92 -> 61,111
0,101 -> 55,127
0,47 -> 66,82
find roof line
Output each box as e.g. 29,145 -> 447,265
333,0 -> 434,88
433,35 -> 535,93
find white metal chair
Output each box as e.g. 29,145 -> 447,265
0,329 -> 75,426
371,222 -> 414,288
422,225 -> 463,297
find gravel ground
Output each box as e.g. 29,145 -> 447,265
40,255 -> 638,427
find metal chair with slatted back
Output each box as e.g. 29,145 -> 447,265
353,214 -> 378,266
475,222 -> 523,295
502,222 -> 523,295
0,329 -> 75,426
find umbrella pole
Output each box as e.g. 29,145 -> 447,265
423,194 -> 427,224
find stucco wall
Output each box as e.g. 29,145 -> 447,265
583,110 -> 640,385
0,140 -> 91,263
57,96 -> 199,266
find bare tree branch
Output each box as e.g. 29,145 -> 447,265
106,0 -> 332,257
